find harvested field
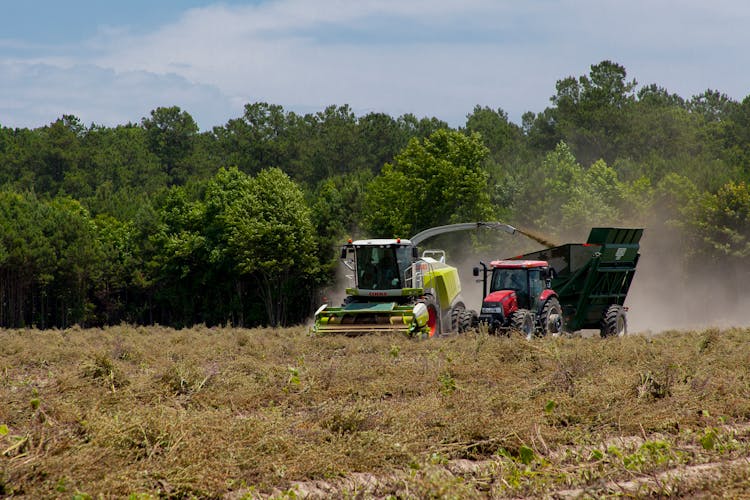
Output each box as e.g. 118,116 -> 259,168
2,325 -> 750,497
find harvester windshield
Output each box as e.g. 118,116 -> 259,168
355,245 -> 412,290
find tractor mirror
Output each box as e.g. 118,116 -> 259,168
473,267 -> 480,276
340,247 -> 347,259
412,247 -> 419,259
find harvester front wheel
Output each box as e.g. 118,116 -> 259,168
420,295 -> 441,338
601,305 -> 627,337
540,298 -> 564,337
510,310 -> 535,340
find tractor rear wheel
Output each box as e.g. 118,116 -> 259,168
601,305 -> 627,337
540,298 -> 564,337
510,309 -> 535,340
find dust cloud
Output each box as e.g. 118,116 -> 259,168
625,227 -> 750,333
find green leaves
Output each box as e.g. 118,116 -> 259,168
364,129 -> 494,237
518,445 -> 535,466
694,181 -> 750,258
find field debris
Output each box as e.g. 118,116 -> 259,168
2,325 -> 750,497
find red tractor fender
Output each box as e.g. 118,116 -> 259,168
539,289 -> 557,302
536,290 -> 559,316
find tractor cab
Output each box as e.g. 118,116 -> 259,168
473,259 -> 558,335
486,260 -> 552,310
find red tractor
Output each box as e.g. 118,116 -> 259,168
473,227 -> 643,338
473,259 -> 563,338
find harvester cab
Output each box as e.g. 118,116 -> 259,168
339,238 -> 422,296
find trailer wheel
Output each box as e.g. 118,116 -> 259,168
601,305 -> 627,337
510,310 -> 535,340
540,298 -> 564,337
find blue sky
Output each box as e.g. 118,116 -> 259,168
2,1 -> 749,130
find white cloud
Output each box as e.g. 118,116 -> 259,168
89,0 -> 750,124
0,61 -> 236,129
2,0 -> 750,129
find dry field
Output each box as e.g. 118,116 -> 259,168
2,324 -> 750,498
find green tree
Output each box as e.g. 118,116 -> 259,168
364,129 -> 493,237
691,181 -> 750,260
41,197 -> 101,327
521,142 -> 621,236
147,185 -> 210,326
722,96 -> 750,180
37,115 -> 85,194
358,112 -> 409,172
464,105 -> 524,162
551,60 -> 638,165
91,214 -> 138,324
299,104 -> 362,182
212,102 -> 297,177
0,191 -> 52,326
141,106 -> 199,184
225,168 -> 319,326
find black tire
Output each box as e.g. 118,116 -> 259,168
601,305 -> 627,337
459,309 -> 475,333
510,309 -> 535,340
450,305 -> 464,334
540,298 -> 564,337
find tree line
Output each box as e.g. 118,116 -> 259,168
0,60 -> 748,328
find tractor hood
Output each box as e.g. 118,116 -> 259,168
483,290 -> 517,317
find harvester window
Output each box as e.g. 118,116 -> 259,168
356,246 -> 403,290
396,247 -> 412,284
377,254 -> 399,289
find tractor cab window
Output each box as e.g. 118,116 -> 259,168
529,269 -> 544,302
356,246 -> 403,290
491,268 -> 527,293
491,268 -> 530,308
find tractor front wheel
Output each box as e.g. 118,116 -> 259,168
450,305 -> 465,334
459,309 -> 476,333
601,305 -> 627,337
510,309 -> 535,340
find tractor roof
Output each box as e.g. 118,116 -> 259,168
490,259 -> 548,269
